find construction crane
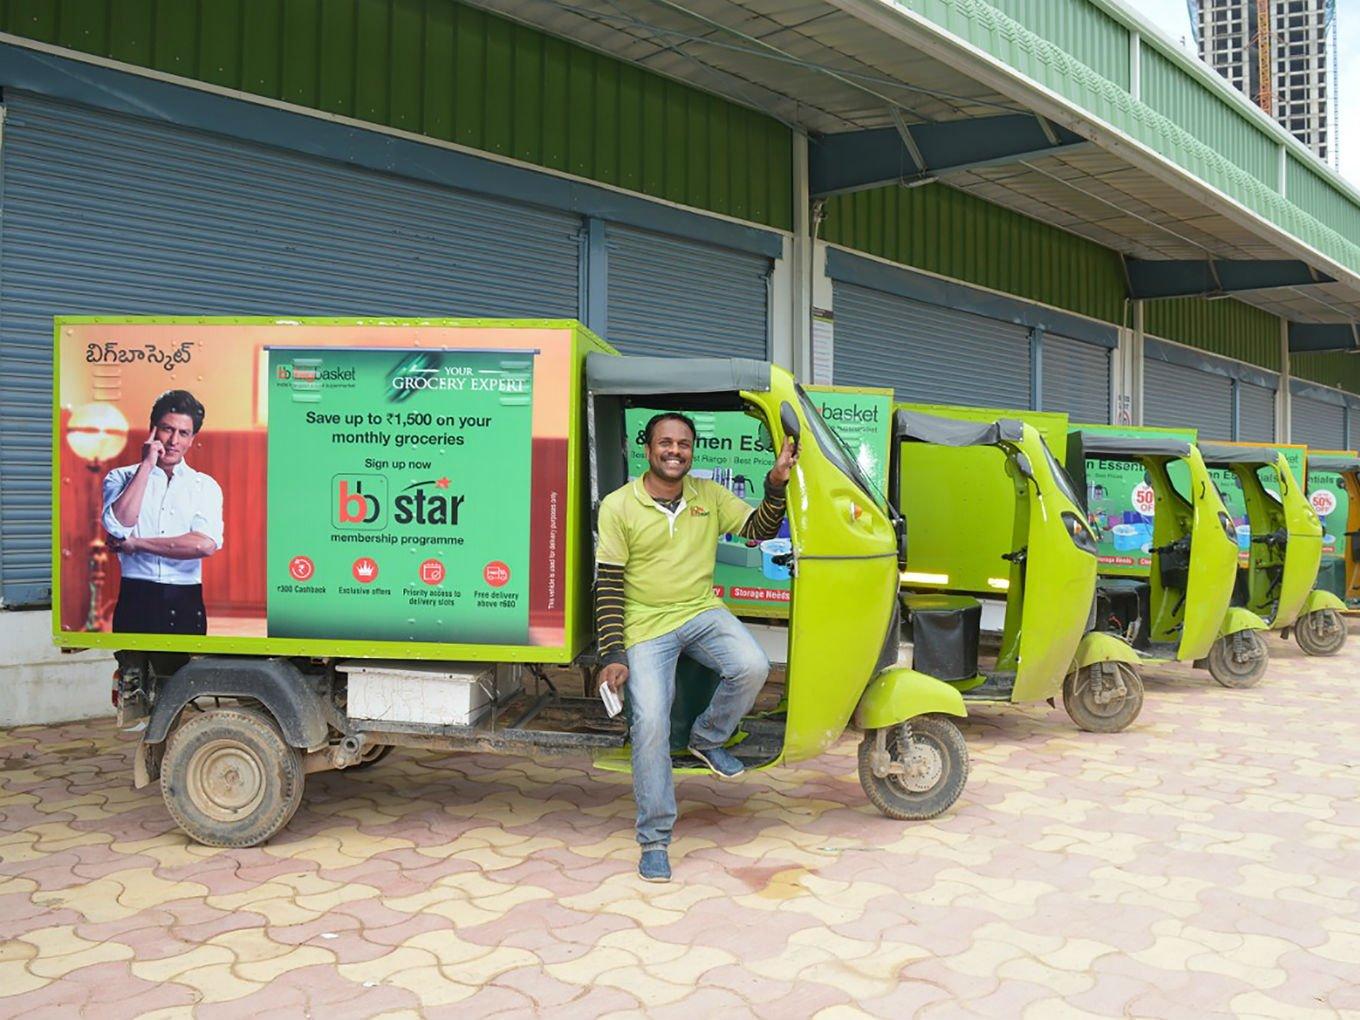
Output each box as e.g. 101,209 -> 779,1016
1255,0 -> 1273,115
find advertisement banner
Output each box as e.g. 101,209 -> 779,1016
1204,444 -> 1307,562
1074,425 -> 1197,577
267,347 -> 535,643
55,319 -> 579,657
1307,467 -> 1351,559
624,386 -> 892,616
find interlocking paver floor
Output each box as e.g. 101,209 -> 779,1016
2,632 -> 1359,1018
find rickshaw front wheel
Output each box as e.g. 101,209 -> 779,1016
1295,609 -> 1347,656
1062,662 -> 1144,733
857,715 -> 968,821
1206,631 -> 1269,688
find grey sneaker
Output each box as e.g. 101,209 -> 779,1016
639,848 -> 671,883
688,744 -> 745,779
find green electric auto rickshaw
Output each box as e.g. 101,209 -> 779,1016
892,411 -> 1144,733
1199,442 -> 1347,656
1307,452 -> 1360,613
588,355 -> 971,820
1067,431 -> 1270,688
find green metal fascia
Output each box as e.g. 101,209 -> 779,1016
1143,297 -> 1282,372
0,0 -> 792,230
1291,353 -> 1360,395
898,0 -> 1360,284
821,182 -> 1127,326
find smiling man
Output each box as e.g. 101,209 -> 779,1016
101,389 -> 223,635
595,412 -> 797,883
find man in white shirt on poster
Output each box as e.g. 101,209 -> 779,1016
101,389 -> 224,635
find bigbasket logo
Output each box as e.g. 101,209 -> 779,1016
333,475 -> 387,530
276,364 -> 292,380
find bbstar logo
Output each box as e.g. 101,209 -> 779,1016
395,477 -> 467,526
333,475 -> 387,530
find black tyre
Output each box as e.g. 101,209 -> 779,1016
160,707 -> 305,848
1062,662 -> 1144,733
1295,609 -> 1347,657
857,714 -> 968,821
1207,631 -> 1269,688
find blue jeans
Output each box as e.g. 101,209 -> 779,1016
625,607 -> 770,848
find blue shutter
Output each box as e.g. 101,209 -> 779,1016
1143,357 -> 1234,438
832,282 -> 1031,408
1042,332 -> 1111,423
603,225 -> 769,357
1292,393 -> 1347,449
0,91 -> 582,605
1237,382 -> 1276,442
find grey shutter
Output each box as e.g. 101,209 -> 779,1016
1042,332 -> 1111,423
1293,395 -> 1347,449
1237,382 -> 1276,442
1143,356 -> 1234,438
604,225 -> 769,358
0,91 -> 583,606
833,282 -> 1031,408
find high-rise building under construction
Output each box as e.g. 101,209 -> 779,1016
1189,0 -> 1337,164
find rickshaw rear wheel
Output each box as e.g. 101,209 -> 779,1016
1062,662 -> 1144,733
1295,609 -> 1347,656
1206,631 -> 1269,688
858,715 -> 968,821
160,706 -> 305,848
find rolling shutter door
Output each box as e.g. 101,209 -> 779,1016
0,91 -> 583,606
1237,383 -> 1276,443
1042,333 -> 1111,423
832,282 -> 1031,408
1143,357 -> 1234,438
605,225 -> 770,358
1292,394 -> 1347,449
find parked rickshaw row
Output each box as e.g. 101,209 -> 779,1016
72,320 -> 1355,845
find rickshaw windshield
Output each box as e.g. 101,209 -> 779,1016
1040,440 -> 1082,508
795,384 -> 888,513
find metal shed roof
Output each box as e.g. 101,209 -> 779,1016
460,0 -> 1360,347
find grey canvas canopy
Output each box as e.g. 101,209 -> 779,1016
585,354 -> 770,395
894,409 -> 1024,447
1198,442 -> 1279,466
1309,455 -> 1360,473
1073,432 -> 1193,459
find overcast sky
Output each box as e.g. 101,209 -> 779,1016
1132,0 -> 1358,186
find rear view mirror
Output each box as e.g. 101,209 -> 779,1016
780,401 -> 801,445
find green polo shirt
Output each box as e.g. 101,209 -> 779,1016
596,473 -> 756,647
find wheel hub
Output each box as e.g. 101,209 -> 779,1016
187,739 -> 266,821
893,727 -> 944,793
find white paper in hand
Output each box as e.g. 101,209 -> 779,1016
599,681 -> 623,718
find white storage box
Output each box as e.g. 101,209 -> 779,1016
339,660 -> 521,726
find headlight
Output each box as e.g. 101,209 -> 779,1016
1062,511 -> 1098,555
1217,511 -> 1236,543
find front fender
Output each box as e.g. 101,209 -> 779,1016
855,667 -> 967,730
1301,588 -> 1348,614
1219,606 -> 1269,637
1071,631 -> 1142,671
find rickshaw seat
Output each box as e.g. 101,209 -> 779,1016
900,594 -> 981,682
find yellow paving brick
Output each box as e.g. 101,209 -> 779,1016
34,868 -> 210,923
